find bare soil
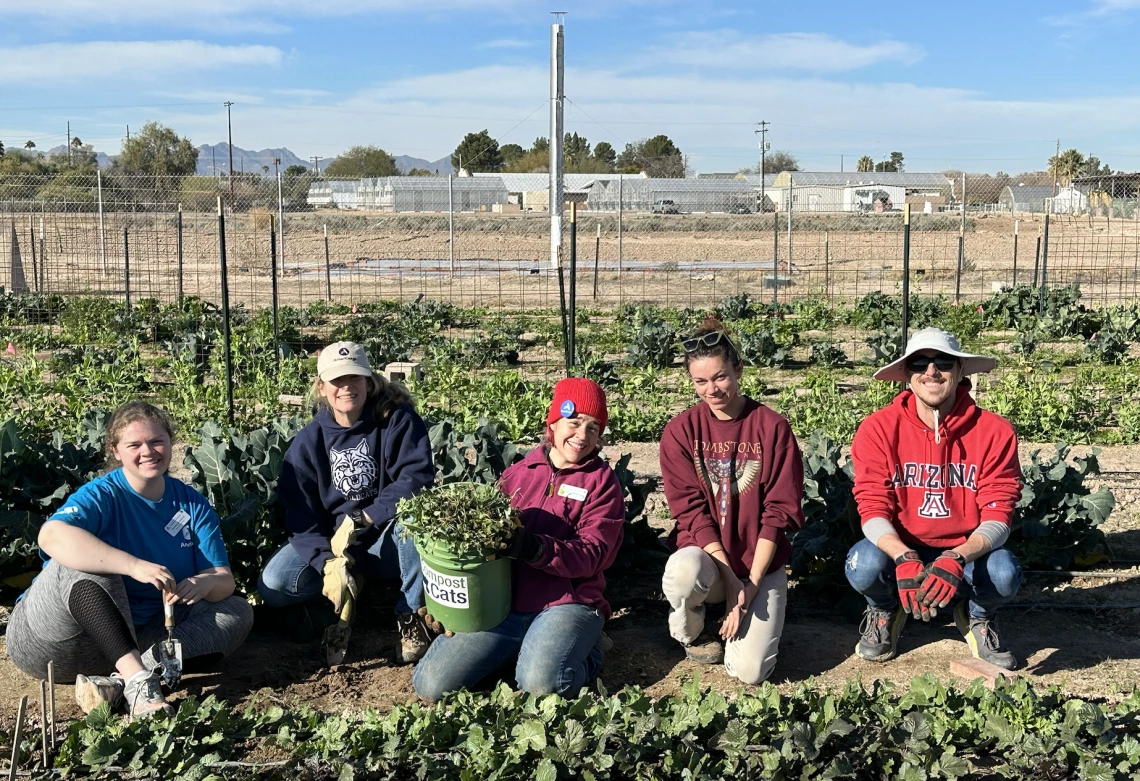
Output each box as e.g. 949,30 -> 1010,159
3,437 -> 1139,727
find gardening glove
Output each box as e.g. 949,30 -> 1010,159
417,606 -> 454,638
894,551 -> 931,621
322,556 -> 359,615
330,514 -> 365,559
506,526 -> 545,564
917,552 -> 966,614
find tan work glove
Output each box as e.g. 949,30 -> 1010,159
322,556 -> 359,614
329,515 -> 360,559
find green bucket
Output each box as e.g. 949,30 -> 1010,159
416,538 -> 512,634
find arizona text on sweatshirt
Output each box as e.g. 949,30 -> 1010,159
660,399 -> 805,580
851,383 -> 1022,550
279,398 -> 435,570
497,446 -> 625,617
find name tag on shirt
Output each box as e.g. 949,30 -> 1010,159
164,509 -> 191,537
557,484 -> 588,502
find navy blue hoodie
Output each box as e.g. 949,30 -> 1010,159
279,397 -> 434,569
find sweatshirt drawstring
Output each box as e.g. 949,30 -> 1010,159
933,408 -> 941,445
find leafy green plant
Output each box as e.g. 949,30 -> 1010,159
1083,329 -> 1129,364
809,340 -> 848,368
428,417 -> 521,485
737,326 -> 790,368
714,292 -> 753,321
981,369 -> 1099,442
937,302 -> 983,342
792,297 -> 838,330
863,327 -> 901,365
790,431 -> 859,590
397,481 -> 519,558
625,312 -> 677,369
1011,445 -> 1115,569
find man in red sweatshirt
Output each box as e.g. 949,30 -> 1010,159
847,328 -> 1023,670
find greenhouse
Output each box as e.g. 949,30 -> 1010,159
586,177 -> 754,213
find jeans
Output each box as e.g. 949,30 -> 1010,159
412,603 -> 605,703
257,522 -> 424,614
844,538 -> 1022,619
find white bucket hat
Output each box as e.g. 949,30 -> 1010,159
873,327 -> 996,383
317,341 -> 373,382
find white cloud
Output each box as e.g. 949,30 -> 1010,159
652,31 -> 923,72
479,38 -> 533,49
0,41 -> 282,83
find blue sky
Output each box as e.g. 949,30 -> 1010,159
2,0 -> 1139,174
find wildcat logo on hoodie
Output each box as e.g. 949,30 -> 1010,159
330,439 -> 379,500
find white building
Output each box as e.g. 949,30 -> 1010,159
767,172 -> 951,213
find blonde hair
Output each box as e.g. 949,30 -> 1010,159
105,401 -> 176,464
310,372 -> 416,423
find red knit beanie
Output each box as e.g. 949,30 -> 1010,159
546,377 -> 608,431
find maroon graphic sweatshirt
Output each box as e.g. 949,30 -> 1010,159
660,399 -> 804,579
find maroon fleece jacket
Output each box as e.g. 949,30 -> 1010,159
498,446 -> 625,617
851,383 -> 1022,549
660,399 -> 804,579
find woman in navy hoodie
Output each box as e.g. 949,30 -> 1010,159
258,341 -> 435,663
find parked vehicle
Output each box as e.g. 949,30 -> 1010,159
651,199 -> 680,214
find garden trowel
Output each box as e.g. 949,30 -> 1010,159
156,601 -> 183,689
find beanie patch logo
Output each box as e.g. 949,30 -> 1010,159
560,400 -> 575,418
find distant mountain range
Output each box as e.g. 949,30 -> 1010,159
393,155 -> 454,175
40,143 -> 455,177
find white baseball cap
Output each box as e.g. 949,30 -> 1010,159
317,341 -> 373,382
873,327 -> 996,383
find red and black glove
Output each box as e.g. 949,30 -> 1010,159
894,551 -> 930,620
917,552 -> 965,615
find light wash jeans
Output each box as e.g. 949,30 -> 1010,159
844,538 -> 1022,619
411,603 -> 605,703
257,522 -> 424,614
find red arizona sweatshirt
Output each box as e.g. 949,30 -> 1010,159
660,399 -> 804,579
851,383 -> 1023,549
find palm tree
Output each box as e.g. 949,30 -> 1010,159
856,155 -> 874,173
1048,149 -> 1086,186
24,140 -> 35,150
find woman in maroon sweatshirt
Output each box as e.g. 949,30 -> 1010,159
660,317 -> 804,684
412,378 -> 625,702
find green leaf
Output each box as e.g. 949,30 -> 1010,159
513,719 -> 547,752
534,758 -> 557,781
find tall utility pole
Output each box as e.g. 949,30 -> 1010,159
273,156 -> 280,179
67,121 -> 71,165
549,12 -> 566,270
224,101 -> 235,207
126,125 -> 130,141
310,156 -> 321,175
1052,138 -> 1060,197
754,121 -> 769,212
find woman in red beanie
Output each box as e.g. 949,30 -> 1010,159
413,378 -> 625,702
660,316 -> 804,684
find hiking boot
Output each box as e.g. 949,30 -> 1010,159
955,603 -> 1017,670
683,632 -> 725,665
855,605 -> 906,662
123,670 -> 174,721
397,612 -> 432,664
74,673 -> 124,714
598,631 -> 615,653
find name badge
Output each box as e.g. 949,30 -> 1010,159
557,484 -> 588,502
165,509 -> 191,536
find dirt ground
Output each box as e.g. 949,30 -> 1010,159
3,439 -> 1139,728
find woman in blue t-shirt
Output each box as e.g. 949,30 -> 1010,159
6,402 -> 253,721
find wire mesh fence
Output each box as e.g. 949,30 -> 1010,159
2,170 -> 1138,322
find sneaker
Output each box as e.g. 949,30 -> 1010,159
855,605 -> 906,662
122,670 -> 174,721
74,673 -> 125,714
683,632 -> 725,665
397,612 -> 432,664
955,603 -> 1017,670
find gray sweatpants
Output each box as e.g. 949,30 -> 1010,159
661,546 -> 788,685
6,561 -> 254,683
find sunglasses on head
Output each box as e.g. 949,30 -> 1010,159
680,330 -> 732,354
905,354 -> 957,373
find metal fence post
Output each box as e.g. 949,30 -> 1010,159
617,173 -> 623,306
97,169 -> 107,274
568,202 -> 577,367
592,223 -> 600,300
1038,209 -> 1051,314
1033,235 -> 1041,287
122,227 -> 130,310
324,223 -> 332,302
270,220 -> 280,370
772,208 -> 779,308
786,174 -> 793,307
824,231 -> 830,300
448,174 -> 455,274
955,231 -> 964,304
1012,219 -> 1019,286
902,204 -> 911,348
176,204 -> 184,305
28,216 -> 38,292
217,197 -> 234,423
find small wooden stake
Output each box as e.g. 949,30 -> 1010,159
8,695 -> 27,781
39,681 -> 49,768
47,661 -> 56,751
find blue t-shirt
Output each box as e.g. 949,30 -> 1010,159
42,469 -> 230,625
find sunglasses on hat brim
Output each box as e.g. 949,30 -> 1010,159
905,354 -> 957,373
679,330 -> 736,354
